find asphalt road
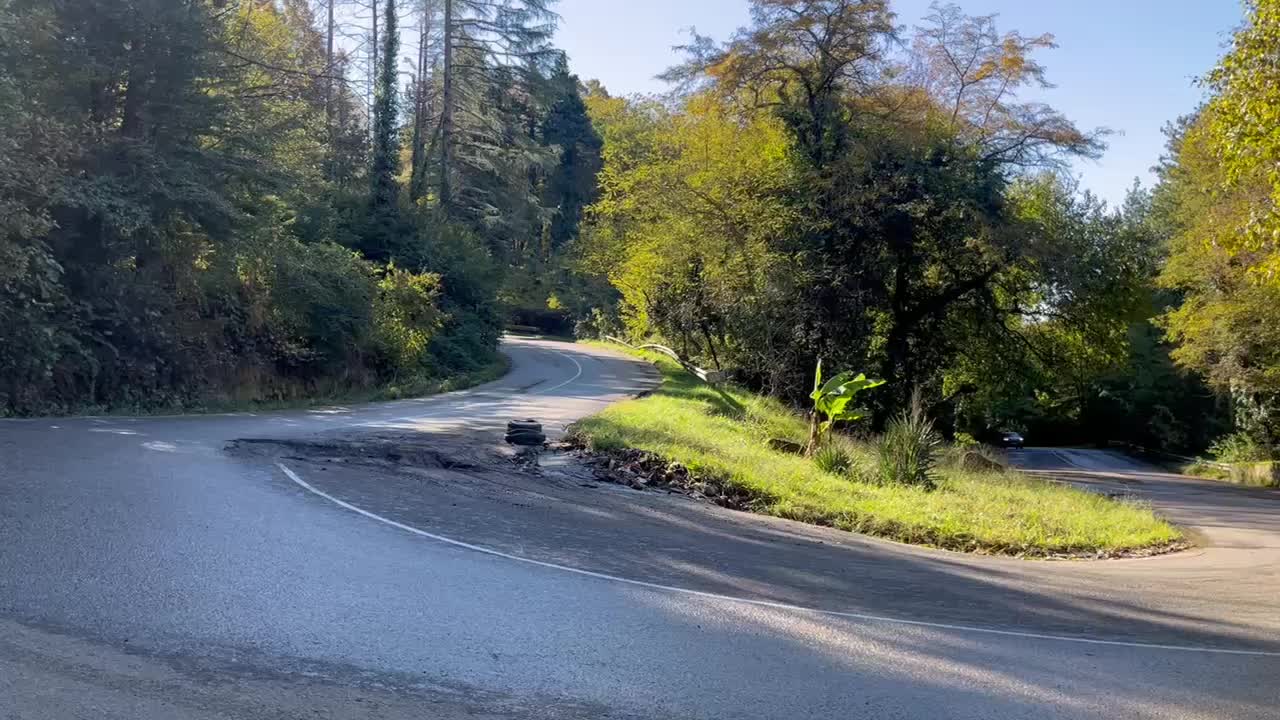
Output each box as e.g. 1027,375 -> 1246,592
2,337 -> 1278,719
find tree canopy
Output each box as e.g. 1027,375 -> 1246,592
2,0 -> 1276,457
0,0 -> 589,414
580,1 -> 1129,433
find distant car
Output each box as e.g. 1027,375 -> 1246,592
1000,432 -> 1025,449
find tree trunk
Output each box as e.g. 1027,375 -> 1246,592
325,0 -> 335,120
408,0 -> 430,200
325,0 -> 336,177
806,411 -> 821,456
438,0 -> 454,213
120,38 -> 148,139
369,0 -> 378,133
700,321 -> 722,370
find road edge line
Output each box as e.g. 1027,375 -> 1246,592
277,462 -> 1280,658
530,350 -> 584,396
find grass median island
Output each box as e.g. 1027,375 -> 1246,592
570,346 -> 1183,557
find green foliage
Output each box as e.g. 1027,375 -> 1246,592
1199,0 -> 1280,277
809,360 -> 883,442
1210,432 -> 1275,464
813,444 -> 853,476
374,265 -> 444,374
541,59 -> 603,254
237,206 -> 379,372
573,344 -> 1181,555
1152,4 -> 1280,453
582,89 -> 801,382
0,0 -> 502,415
582,3 -> 1117,429
877,394 -> 943,490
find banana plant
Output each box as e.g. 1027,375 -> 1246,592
807,359 -> 884,454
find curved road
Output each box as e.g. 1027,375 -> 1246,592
2,338 -> 1278,719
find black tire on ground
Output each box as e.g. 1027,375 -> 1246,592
507,420 -> 543,432
505,430 -> 547,446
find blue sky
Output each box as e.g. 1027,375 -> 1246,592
553,0 -> 1244,206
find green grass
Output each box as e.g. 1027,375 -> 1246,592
88,355 -> 512,418
572,345 -> 1182,557
1183,459 -> 1280,488
1183,460 -> 1232,482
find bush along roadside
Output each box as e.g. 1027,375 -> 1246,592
568,344 -> 1185,559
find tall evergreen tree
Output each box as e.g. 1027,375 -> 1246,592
365,0 -> 402,259
408,0 -> 441,202
541,60 -> 602,255
433,0 -> 559,221
370,0 -> 400,212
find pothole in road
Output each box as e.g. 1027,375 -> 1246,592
230,434 -> 499,472
226,432 -> 601,487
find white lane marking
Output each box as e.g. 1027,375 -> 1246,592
353,349 -> 588,429
528,350 -> 584,396
277,462 -> 1280,658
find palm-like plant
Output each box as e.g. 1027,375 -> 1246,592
807,359 -> 884,454
877,390 -> 943,490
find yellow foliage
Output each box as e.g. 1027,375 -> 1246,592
582,92 -> 799,341
374,266 -> 444,374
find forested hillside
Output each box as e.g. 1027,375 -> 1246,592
567,0 -> 1280,460
3,0 -> 1278,461
0,0 -> 595,414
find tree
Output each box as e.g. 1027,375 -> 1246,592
944,179 -> 1166,443
653,1 -> 1103,411
1148,1 -> 1280,450
1155,111 -> 1280,445
582,92 -> 800,380
432,0 -> 560,220
540,59 -> 602,255
0,0 -> 487,415
1199,0 -> 1280,281
369,0 -> 401,218
582,2 -> 1128,431
663,0 -> 895,167
910,3 -> 1106,168
409,0 -> 442,202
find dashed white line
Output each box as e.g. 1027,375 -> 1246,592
277,462 -> 1280,658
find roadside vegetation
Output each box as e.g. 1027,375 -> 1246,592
571,349 -> 1182,557
122,355 -> 511,418
4,0 -> 1280,464
573,0 -> 1280,468
1182,435 -> 1280,488
0,0 -> 591,416
1140,433 -> 1280,488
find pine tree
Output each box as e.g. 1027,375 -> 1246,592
369,0 -> 400,214
541,59 -> 602,255
409,0 -> 442,201
362,0 -> 403,261
434,0 -> 560,219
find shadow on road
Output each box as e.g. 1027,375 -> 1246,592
263,440 -> 1280,718
273,443 -> 1280,656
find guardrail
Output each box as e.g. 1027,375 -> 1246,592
1107,441 -> 1229,470
1109,440 -> 1280,487
603,336 -> 726,385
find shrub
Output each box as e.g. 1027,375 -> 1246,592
814,444 -> 853,475
877,393 -> 942,490
1209,432 -> 1274,463
1185,459 -> 1231,481
374,264 -> 444,375
574,306 -> 621,340
808,359 -> 883,453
